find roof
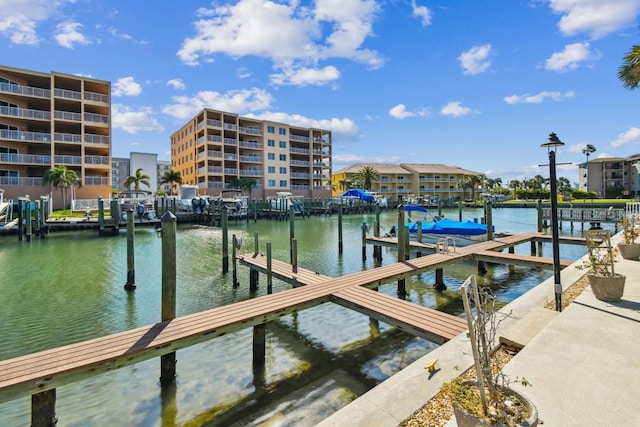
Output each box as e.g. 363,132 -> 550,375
400,163 -> 483,175
333,163 -> 410,175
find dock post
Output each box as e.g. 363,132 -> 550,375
458,200 -> 463,222
34,200 -> 40,237
477,261 -> 487,275
338,201 -> 343,254
374,205 -> 381,261
110,198 -> 120,235
17,198 -> 24,241
222,209 -> 229,273
25,198 -> 32,242
361,222 -> 367,261
40,196 -> 48,237
397,205 -> 407,297
438,199 -> 443,217
416,220 -> 423,257
253,199 -> 257,222
292,238 -> 298,273
98,196 -> 105,236
404,225 -> 410,260
434,268 -> 446,291
266,242 -> 273,294
252,323 -> 267,389
486,200 -> 493,240
537,199 -> 543,254
32,389 -> 57,427
232,234 -> 239,287
160,211 -> 177,386
289,205 -> 295,263
250,232 -> 259,291
124,210 -> 136,290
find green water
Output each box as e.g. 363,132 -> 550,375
0,208 -> 592,426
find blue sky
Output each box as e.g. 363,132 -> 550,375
2,0 -> 640,185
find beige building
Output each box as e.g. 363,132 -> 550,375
579,155 -> 640,198
0,65 -> 111,208
170,109 -> 332,199
332,163 -> 483,203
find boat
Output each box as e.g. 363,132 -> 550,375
267,192 -> 304,215
118,190 -> 157,221
177,185 -> 208,214
213,189 -> 248,218
391,205 -> 490,246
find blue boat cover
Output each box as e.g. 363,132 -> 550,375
403,204 -> 428,213
341,189 -> 374,202
407,218 -> 487,236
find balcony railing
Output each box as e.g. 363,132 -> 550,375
199,166 -> 223,175
54,132 -> 82,143
85,155 -> 109,165
54,88 -> 82,100
85,134 -> 109,144
0,129 -> 51,143
290,160 -> 309,167
85,176 -> 109,185
239,155 -> 261,162
54,110 -> 81,122
54,155 -> 82,165
0,82 -> 50,98
84,91 -> 109,103
224,168 -> 238,175
223,123 -> 237,131
84,112 -> 108,124
239,141 -> 261,149
290,147 -> 309,155
1,106 -> 51,121
206,181 -> 224,189
291,184 -> 310,190
0,176 -> 43,186
239,126 -> 261,135
223,138 -> 237,146
290,134 -> 309,142
207,119 -> 222,128
291,173 -> 310,179
240,169 -> 262,177
0,153 -> 51,164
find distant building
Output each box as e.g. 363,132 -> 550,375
332,163 -> 484,203
170,108 -> 332,199
0,65 -> 111,208
578,154 -> 640,197
112,153 -> 171,194
157,160 -> 172,194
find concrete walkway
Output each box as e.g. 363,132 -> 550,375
318,231 -> 640,427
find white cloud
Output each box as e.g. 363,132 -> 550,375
270,65 -> 341,86
112,104 -> 165,134
411,0 -> 432,26
237,67 -> 252,79
440,101 -> 471,117
167,78 -> 186,90
162,88 -> 274,120
610,127 -> 640,147
548,0 -> 640,39
113,77 -> 142,97
504,90 -> 576,104
0,0 -> 67,45
545,42 -> 597,72
54,22 -> 91,48
177,0 -> 383,78
389,104 -> 430,119
458,44 -> 492,75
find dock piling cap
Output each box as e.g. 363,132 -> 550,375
161,211 -> 177,222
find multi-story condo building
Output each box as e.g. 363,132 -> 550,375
157,160 -> 172,194
112,153 -> 173,194
0,65 -> 111,208
578,155 -> 640,198
170,109 -> 332,199
332,163 -> 483,203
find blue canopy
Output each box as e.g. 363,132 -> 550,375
341,189 -> 374,202
408,218 -> 488,236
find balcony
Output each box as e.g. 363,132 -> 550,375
223,138 -> 237,146
290,147 -> 309,155
207,119 -> 222,128
0,152 -> 51,165
199,166 -> 223,175
239,140 -> 261,149
240,169 -> 262,177
0,176 -> 43,186
85,176 -> 109,185
85,134 -> 109,145
54,132 -> 82,143
84,155 -> 109,165
54,155 -> 82,165
223,168 -> 238,175
84,91 -> 109,103
239,126 -> 261,135
54,110 -> 81,122
1,105 -> 51,121
291,173 -> 310,179
84,112 -> 108,124
290,160 -> 309,167
0,129 -> 51,144
290,134 -> 309,142
54,88 -> 82,100
223,123 -> 237,131
0,82 -> 50,98
239,155 -> 261,163
291,184 -> 310,190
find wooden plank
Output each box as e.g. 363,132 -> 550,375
472,250 -> 573,269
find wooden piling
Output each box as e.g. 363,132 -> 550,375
266,242 -> 273,294
361,222 -> 368,260
252,323 -> 266,388
110,199 -> 120,235
397,205 -> 406,297
232,234 -> 239,287
222,209 -> 229,274
160,211 -> 177,386
17,198 -> 23,241
289,205 -> 295,263
32,389 -> 57,427
25,198 -> 32,242
98,197 -> 105,236
374,206 -> 381,261
458,200 -> 463,222
536,199 -> 543,254
486,200 -> 493,240
416,220 -> 423,257
292,238 -> 298,273
124,210 -> 136,290
434,267 -> 446,291
250,232 -> 259,291
338,201 -> 343,254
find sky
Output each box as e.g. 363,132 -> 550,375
2,0 -> 640,186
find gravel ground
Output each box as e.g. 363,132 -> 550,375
401,274 -> 590,426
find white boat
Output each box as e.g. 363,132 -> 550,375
214,189 -> 248,218
267,192 -> 304,215
118,190 -> 157,220
177,185 -> 208,214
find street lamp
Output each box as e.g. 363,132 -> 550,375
541,132 -> 564,312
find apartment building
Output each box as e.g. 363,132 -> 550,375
0,65 -> 111,208
578,155 -> 640,197
332,163 -> 483,203
170,109 -> 332,199
111,154 -> 173,194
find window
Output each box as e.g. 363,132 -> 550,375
268,179 -> 276,187
267,126 -> 275,133
279,154 -> 286,161
279,180 -> 287,187
279,167 -> 287,174
268,166 -> 275,173
268,139 -> 275,147
279,128 -> 286,135
279,141 -> 286,148
268,153 -> 275,160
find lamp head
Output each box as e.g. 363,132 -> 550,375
541,132 -> 565,152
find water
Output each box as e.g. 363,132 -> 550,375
0,208 -> 601,426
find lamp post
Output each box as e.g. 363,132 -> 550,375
541,132 -> 564,312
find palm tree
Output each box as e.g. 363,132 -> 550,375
508,179 -> 521,198
41,165 -> 79,209
618,45 -> 640,89
160,169 -> 182,195
557,176 -> 572,197
124,168 -> 151,192
357,166 -> 380,191
582,144 -> 596,189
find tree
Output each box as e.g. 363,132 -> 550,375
508,180 -> 521,198
618,45 -> 640,89
357,166 -> 380,191
41,165 -> 79,209
160,169 -> 182,195
227,177 -> 257,196
557,176 -> 572,197
124,168 -> 151,192
582,144 -> 596,189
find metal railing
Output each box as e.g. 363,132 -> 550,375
54,88 -> 81,100
54,155 -> 82,165
1,106 -> 51,120
54,132 -> 82,143
0,129 -> 51,143
0,153 -> 51,164
0,82 -> 50,98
